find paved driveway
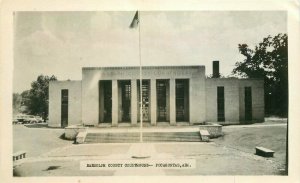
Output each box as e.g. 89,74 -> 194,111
13,123 -> 287,176
14,142 -> 282,176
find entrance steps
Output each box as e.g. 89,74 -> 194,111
84,132 -> 201,143
83,126 -> 201,143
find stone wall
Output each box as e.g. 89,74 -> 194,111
81,66 -> 206,126
239,79 -> 264,123
48,81 -> 82,127
48,66 -> 264,127
205,78 -> 240,123
205,78 -> 264,124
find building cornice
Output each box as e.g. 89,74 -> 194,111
82,65 -> 204,70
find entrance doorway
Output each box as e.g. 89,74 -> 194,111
176,79 -> 189,122
156,79 -> 170,122
137,80 -> 150,122
99,80 -> 112,123
118,80 -> 131,122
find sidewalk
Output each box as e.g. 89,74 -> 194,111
224,123 -> 287,128
13,121 -> 287,176
14,141 -> 283,176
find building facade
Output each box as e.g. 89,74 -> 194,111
48,63 -> 264,128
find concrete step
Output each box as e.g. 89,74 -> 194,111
84,131 -> 201,143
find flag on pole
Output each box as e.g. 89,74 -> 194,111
129,10 -> 143,142
130,11 -> 139,28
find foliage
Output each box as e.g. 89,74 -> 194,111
13,93 -> 22,114
206,73 -> 228,78
20,90 -> 30,113
22,75 -> 57,120
232,33 -> 288,116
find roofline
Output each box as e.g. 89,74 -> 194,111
82,65 -> 205,70
49,80 -> 81,82
206,78 -> 264,81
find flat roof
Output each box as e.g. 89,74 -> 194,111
82,65 -> 204,70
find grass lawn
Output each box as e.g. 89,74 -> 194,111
213,125 -> 287,170
13,125 -> 72,157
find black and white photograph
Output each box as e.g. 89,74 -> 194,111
1,1 -> 299,182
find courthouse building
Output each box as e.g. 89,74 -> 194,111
48,61 -> 264,128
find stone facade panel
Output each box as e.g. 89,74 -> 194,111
48,81 -> 82,127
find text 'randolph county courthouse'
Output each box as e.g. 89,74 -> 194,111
48,61 -> 264,128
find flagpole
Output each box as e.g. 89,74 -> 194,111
138,11 -> 143,143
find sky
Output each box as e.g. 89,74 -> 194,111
13,11 -> 287,93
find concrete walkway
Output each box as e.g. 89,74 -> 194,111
224,123 -> 287,128
13,122 -> 287,176
13,141 -> 282,176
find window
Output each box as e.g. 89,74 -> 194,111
157,79 -> 169,122
61,89 -> 68,127
245,87 -> 252,121
217,86 -> 225,122
176,79 -> 189,121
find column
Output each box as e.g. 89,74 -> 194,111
131,79 -> 137,126
112,80 -> 118,126
170,78 -> 176,125
150,79 -> 157,125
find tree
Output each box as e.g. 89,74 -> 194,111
13,93 -> 22,114
20,90 -> 30,113
232,33 -> 288,117
25,75 -> 57,120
